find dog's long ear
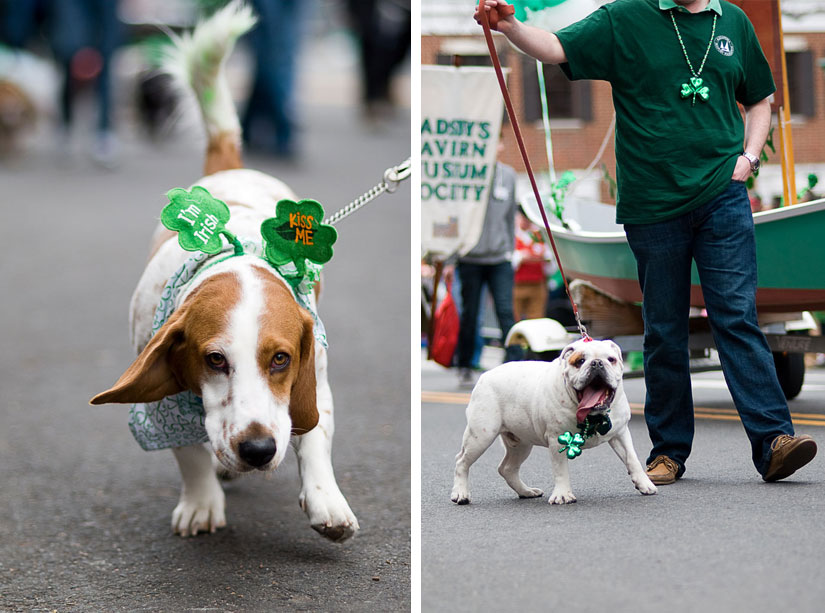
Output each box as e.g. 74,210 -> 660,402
289,310 -> 318,435
90,308 -> 189,405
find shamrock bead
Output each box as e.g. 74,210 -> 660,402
680,77 -> 710,106
558,431 -> 586,459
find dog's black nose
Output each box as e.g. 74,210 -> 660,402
238,437 -> 276,467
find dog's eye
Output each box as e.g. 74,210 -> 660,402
608,357 -> 617,364
206,352 -> 228,372
574,357 -> 585,367
270,352 -> 290,372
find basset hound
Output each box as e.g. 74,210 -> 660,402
90,2 -> 358,541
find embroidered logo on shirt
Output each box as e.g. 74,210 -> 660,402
714,35 -> 734,57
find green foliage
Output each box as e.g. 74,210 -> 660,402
601,164 -> 617,201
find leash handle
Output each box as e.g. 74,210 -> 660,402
476,1 -> 590,341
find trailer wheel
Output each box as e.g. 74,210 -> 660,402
773,351 -> 805,400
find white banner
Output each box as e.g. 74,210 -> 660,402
421,65 -> 505,258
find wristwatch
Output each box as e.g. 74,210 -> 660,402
742,152 -> 760,175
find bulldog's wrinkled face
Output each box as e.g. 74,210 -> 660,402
560,339 -> 624,423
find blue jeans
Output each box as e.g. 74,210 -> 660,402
242,0 -> 307,155
625,181 -> 793,477
456,261 -> 518,368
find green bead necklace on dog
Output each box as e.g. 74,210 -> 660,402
670,9 -> 717,106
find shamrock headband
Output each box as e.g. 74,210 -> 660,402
160,185 -> 337,279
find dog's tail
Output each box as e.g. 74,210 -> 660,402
163,1 -> 256,175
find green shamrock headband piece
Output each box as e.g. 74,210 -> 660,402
161,185 -> 337,278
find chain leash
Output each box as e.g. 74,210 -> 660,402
324,158 -> 411,226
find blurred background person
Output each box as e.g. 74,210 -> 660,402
48,0 -> 122,166
0,0 -> 122,166
241,0 -> 309,159
447,145 -> 520,388
512,208 -> 550,322
345,0 -> 410,124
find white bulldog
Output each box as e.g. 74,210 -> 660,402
450,338 -> 657,505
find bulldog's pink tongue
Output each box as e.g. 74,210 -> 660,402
577,387 -> 608,423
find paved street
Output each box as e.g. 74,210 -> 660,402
0,45 -> 411,612
422,349 -> 825,612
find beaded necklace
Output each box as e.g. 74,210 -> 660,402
670,9 -> 717,106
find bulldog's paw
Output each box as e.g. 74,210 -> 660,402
635,476 -> 658,496
299,486 -> 359,543
518,487 -> 544,499
172,485 -> 226,537
548,488 -> 577,505
450,485 -> 471,505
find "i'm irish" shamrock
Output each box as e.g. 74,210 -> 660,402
161,186 -> 239,254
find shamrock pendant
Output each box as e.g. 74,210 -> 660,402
680,76 -> 710,106
558,432 -> 586,459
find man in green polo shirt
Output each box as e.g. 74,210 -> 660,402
475,0 -> 816,484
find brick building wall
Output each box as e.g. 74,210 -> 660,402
786,32 -> 825,165
423,30 -> 825,204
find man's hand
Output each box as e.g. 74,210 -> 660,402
473,0 -> 568,64
474,0 -> 517,33
732,155 -> 753,182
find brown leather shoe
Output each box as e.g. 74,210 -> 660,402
762,434 -> 817,482
646,455 -> 680,485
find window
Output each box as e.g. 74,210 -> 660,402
785,50 -> 815,118
435,53 -> 492,68
522,57 -> 592,122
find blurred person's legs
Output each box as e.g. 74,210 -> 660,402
242,0 -> 306,157
48,0 -> 87,138
47,0 -> 120,164
88,0 -> 121,165
0,0 -> 41,47
513,281 -> 546,321
486,261 -> 519,362
456,262 -> 483,385
346,0 -> 410,118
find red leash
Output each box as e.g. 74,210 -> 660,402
476,1 -> 591,341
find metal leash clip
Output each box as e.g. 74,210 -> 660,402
383,158 -> 411,193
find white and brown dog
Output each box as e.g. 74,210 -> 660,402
91,3 -> 357,541
451,338 -> 657,505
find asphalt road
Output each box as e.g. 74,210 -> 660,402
421,351 -> 825,612
0,96 -> 411,610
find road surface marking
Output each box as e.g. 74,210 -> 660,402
422,391 -> 825,426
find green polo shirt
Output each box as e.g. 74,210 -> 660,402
555,0 -> 775,223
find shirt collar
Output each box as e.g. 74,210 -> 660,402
659,0 -> 723,15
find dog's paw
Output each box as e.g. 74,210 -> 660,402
548,488 -> 576,505
172,486 -> 226,537
518,487 -> 544,499
635,477 -> 658,496
299,486 -> 359,543
450,487 -> 471,505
